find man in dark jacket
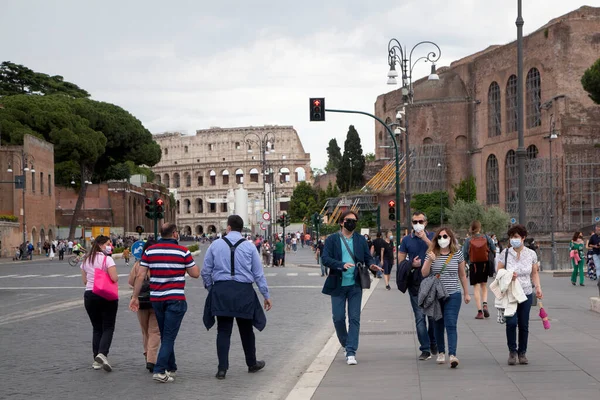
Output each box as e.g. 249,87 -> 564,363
321,210 -> 383,366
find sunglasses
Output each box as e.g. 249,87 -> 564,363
437,234 -> 449,239
412,220 -> 425,224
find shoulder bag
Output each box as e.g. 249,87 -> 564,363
434,252 -> 454,279
339,233 -> 371,289
92,255 -> 119,301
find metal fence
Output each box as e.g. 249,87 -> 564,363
537,244 -> 572,271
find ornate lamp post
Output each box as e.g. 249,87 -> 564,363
6,152 -> 35,245
245,132 -> 276,238
545,115 -> 559,270
387,38 -> 441,232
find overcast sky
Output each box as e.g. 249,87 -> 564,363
2,1 -> 598,170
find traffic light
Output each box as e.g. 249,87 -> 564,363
388,199 -> 396,221
145,197 -> 155,219
284,214 -> 291,227
155,197 -> 165,219
309,98 -> 325,122
278,214 -> 285,228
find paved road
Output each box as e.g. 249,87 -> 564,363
0,245 -> 332,400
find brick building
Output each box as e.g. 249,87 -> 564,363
151,125 -> 312,235
372,6 -> 600,233
55,181 -> 175,239
0,134 -> 56,256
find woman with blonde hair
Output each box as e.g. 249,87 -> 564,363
128,240 -> 161,372
422,227 -> 470,368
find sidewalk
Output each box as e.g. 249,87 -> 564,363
310,274 -> 600,400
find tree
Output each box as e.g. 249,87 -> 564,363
365,152 -> 376,162
480,206 -> 510,237
325,138 -> 342,173
324,181 -> 340,199
336,125 -> 366,192
411,191 -> 449,226
289,182 -> 319,222
446,200 -> 485,232
312,167 -> 325,177
453,176 -> 477,203
0,61 -> 90,98
581,57 -> 600,104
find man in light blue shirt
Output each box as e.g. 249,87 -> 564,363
202,215 -> 272,380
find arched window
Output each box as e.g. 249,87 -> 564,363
185,172 -> 191,187
209,170 -> 216,186
235,169 -> 244,184
164,148 -> 168,155
163,174 -> 170,188
505,150 -> 518,215
156,175 -> 162,185
197,173 -> 204,186
222,169 -> 230,185
184,199 -> 191,214
195,198 -> 203,213
294,167 -> 306,182
279,167 -> 290,184
506,75 -> 518,133
527,145 -> 538,159
173,173 -> 180,188
488,82 -> 501,137
486,155 -> 499,205
176,200 -> 180,214
526,68 -> 541,128
184,145 -> 189,153
250,168 -> 259,183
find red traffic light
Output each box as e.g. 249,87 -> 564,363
313,99 -> 321,106
145,198 -> 152,205
156,198 -> 164,206
388,200 -> 396,208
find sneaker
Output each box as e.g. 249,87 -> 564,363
475,311 -> 484,320
436,353 -> 446,364
94,353 -> 112,372
248,360 -> 266,373
430,344 -> 438,355
92,361 -> 102,370
508,351 -> 517,365
518,353 -> 529,365
386,285 -> 391,290
153,373 -> 174,383
166,370 -> 177,379
449,355 -> 459,368
418,351 -> 432,361
571,281 -> 576,286
483,305 -> 490,318
346,356 -> 357,365
216,370 -> 227,380
580,283 -> 585,287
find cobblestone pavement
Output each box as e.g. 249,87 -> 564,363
0,245 -> 333,400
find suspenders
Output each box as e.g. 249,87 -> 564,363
222,238 -> 246,276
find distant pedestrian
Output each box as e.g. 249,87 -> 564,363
316,239 -> 326,277
291,236 -> 298,253
58,241 -> 65,260
321,210 -> 382,365
80,235 -> 118,372
49,242 -> 55,261
122,247 -> 131,268
569,231 -> 585,286
68,240 -> 74,254
497,225 -> 543,366
587,225 -> 600,279
422,227 -> 470,368
371,232 -> 384,279
262,241 -> 271,267
128,240 -> 160,373
380,232 -> 395,290
462,220 -> 495,319
202,215 -> 272,380
273,237 -> 284,267
129,223 -> 200,383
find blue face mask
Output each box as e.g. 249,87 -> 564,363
510,238 -> 522,248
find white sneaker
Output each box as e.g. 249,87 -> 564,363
437,352 -> 446,364
166,371 -> 176,379
153,373 -> 174,383
92,361 -> 102,370
449,355 -> 459,369
94,353 -> 112,372
346,356 -> 357,365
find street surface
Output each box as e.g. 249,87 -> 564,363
0,244 -> 332,400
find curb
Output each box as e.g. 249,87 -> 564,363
284,277 -> 381,400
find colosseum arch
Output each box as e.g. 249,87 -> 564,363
235,169 -> 244,184
294,167 -> 306,182
163,173 -> 170,188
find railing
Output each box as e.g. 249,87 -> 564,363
537,245 -> 572,271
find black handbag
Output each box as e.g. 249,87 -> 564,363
339,233 -> 371,289
138,276 -> 152,310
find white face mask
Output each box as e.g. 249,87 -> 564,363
438,238 -> 450,248
413,224 -> 425,233
103,246 -> 112,254
510,238 -> 522,248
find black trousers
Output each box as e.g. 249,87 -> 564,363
84,291 -> 118,358
216,316 -> 256,371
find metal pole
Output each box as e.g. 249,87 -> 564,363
22,151 -> 27,245
549,136 -> 556,270
376,205 -> 381,233
440,190 -> 443,225
404,102 -> 411,233
516,0 -> 526,225
325,108 -> 400,248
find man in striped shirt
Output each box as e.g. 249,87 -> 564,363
129,223 -> 199,383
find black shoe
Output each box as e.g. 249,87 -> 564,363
146,362 -> 155,373
418,351 -> 432,361
430,345 -> 438,356
248,360 -> 266,373
216,370 -> 227,380
580,283 -> 585,286
386,285 -> 391,290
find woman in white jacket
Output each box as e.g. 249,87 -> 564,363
497,225 -> 543,366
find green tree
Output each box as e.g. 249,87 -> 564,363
446,200 -> 485,232
480,206 -> 510,237
324,181 -> 340,199
325,138 -> 342,173
336,125 -> 366,192
411,191 -> 449,226
453,176 -> 476,203
0,61 -> 90,98
289,181 -> 319,222
365,152 -> 376,162
581,57 -> 600,104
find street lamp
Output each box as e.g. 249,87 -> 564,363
438,163 -> 444,225
387,38 -> 442,231
245,132 -> 276,239
545,114 -> 559,270
6,152 -> 35,245
516,0 -> 526,225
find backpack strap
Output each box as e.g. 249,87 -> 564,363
222,237 -> 246,276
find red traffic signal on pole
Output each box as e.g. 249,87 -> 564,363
155,197 -> 165,219
309,98 -> 325,122
145,197 -> 155,219
388,200 -> 396,208
388,199 -> 396,221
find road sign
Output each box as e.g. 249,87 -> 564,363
259,222 -> 267,231
135,225 -> 144,234
510,218 -> 517,224
595,216 -> 600,223
262,211 -> 271,221
131,240 -> 145,260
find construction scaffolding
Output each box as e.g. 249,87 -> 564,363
409,144 -> 446,194
321,195 -> 379,225
565,158 -> 600,232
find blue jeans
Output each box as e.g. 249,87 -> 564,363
506,294 -> 533,354
593,254 -> 600,275
374,256 -> 383,278
433,292 -> 462,356
152,300 -> 187,374
319,256 -> 328,276
409,292 -> 437,352
331,284 -> 362,357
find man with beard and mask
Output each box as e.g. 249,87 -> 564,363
321,210 -> 383,365
398,211 -> 438,361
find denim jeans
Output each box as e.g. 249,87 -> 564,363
409,292 -> 436,352
593,254 -> 600,275
374,256 -> 383,278
433,292 -> 462,356
152,300 -> 187,374
506,294 -> 533,354
319,256 -> 328,276
331,284 -> 362,357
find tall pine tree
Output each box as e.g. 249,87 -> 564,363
325,138 -> 342,173
336,125 -> 365,193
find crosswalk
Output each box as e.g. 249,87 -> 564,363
0,272 -> 324,279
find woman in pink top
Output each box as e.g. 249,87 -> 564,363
80,235 -> 118,372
